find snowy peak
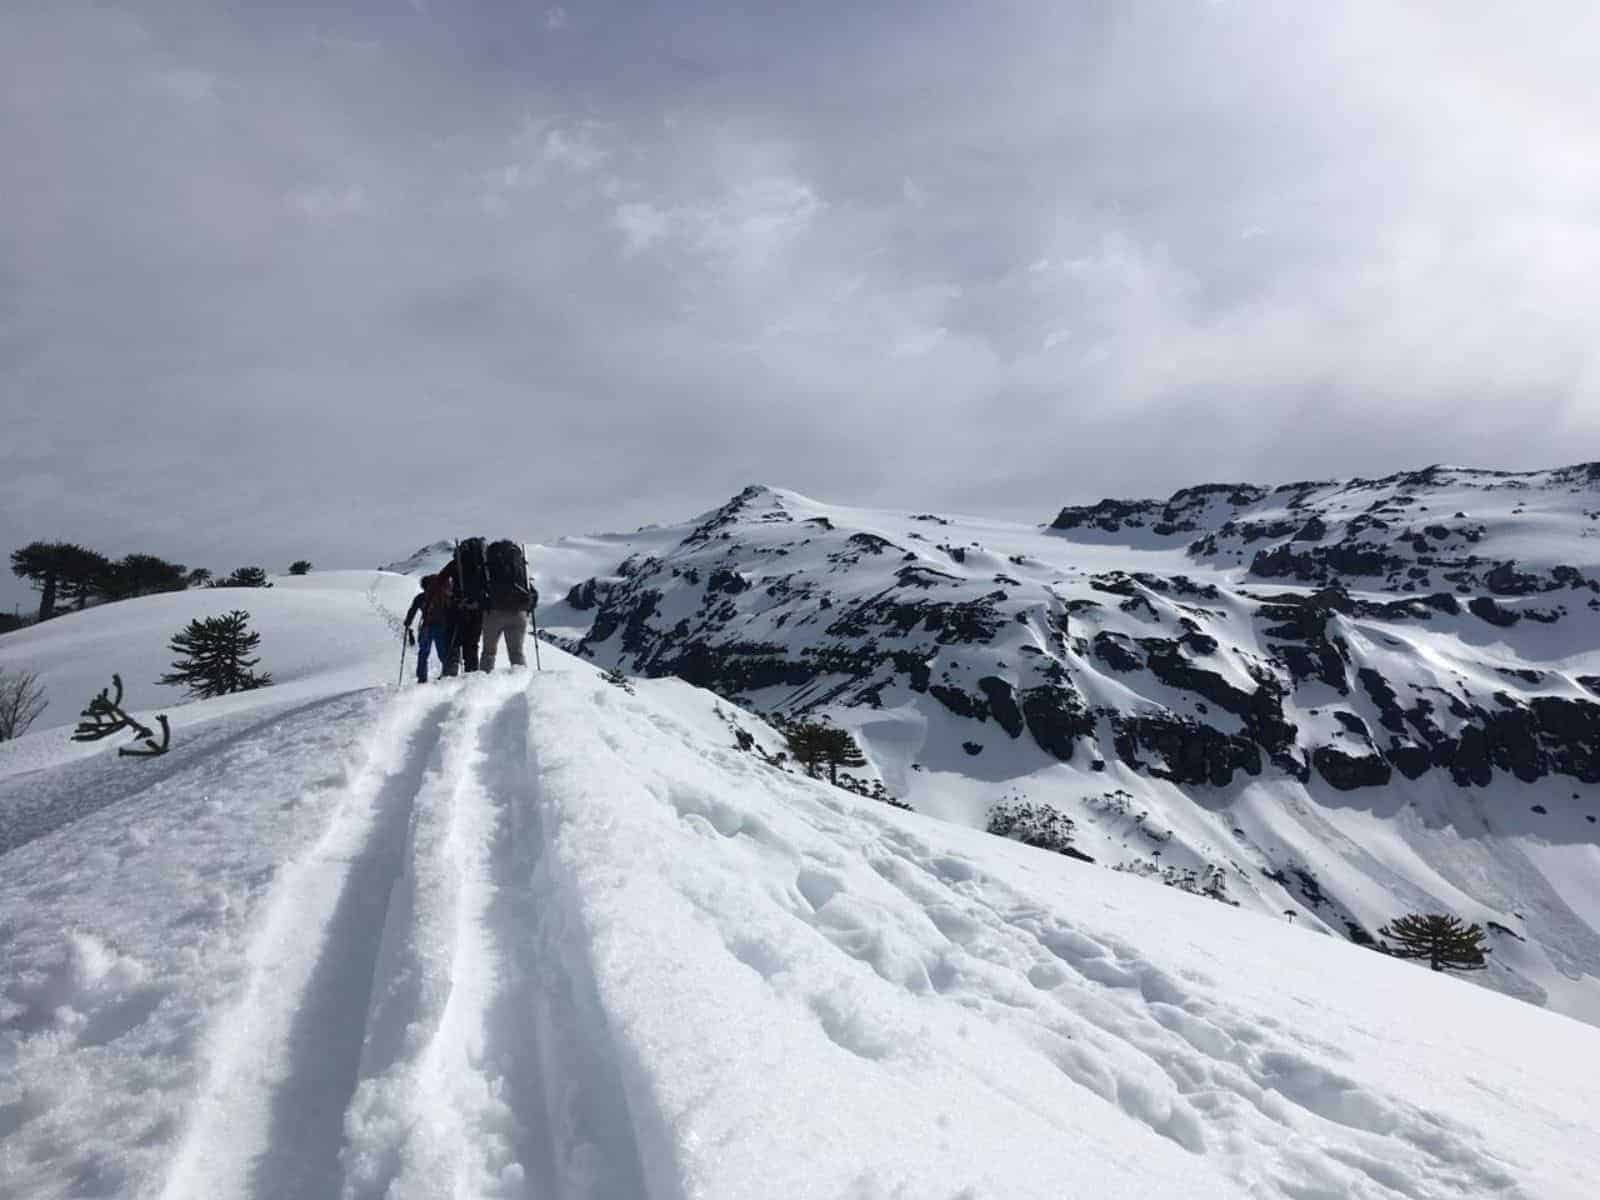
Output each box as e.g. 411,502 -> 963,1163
525,466 -> 1600,1023
1051,460 -> 1600,592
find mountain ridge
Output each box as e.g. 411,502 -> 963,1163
479,465 -> 1600,1022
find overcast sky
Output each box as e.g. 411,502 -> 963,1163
5,1 -> 1599,613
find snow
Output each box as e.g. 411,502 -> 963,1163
5,622 -> 1599,1197
0,570 -> 417,758
493,482 -> 1600,1026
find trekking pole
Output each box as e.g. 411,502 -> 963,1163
444,539 -> 462,676
525,541 -> 543,671
397,627 -> 407,687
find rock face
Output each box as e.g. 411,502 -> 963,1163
541,469 -> 1600,798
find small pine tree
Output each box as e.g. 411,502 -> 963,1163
288,560 -> 312,575
1377,913 -> 1490,972
159,610 -> 272,698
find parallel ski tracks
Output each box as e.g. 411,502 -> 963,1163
160,676 -> 649,1200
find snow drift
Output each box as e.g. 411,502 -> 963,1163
4,634 -> 1598,1197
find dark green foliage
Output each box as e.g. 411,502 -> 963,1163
58,546 -> 111,610
72,674 -> 170,756
288,560 -> 313,575
783,718 -> 866,784
216,566 -> 272,588
600,665 -> 635,694
159,610 -> 272,698
0,666 -> 48,740
12,542 -> 191,614
98,553 -> 189,601
186,568 -> 213,588
10,540 -> 103,620
1378,913 -> 1490,972
987,800 -> 1092,862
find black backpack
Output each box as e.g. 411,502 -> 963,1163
485,539 -> 531,611
455,537 -> 490,609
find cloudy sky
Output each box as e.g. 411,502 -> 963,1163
4,0 -> 1598,611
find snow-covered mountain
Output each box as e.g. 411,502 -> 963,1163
4,631 -> 1598,1198
2,466 -> 1598,1197
403,466 -> 1600,1025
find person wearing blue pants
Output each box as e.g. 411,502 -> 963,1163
403,573 -> 454,683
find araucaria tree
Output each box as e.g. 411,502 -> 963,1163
97,553 -> 188,601
783,719 -> 868,785
1378,913 -> 1490,972
10,541 -> 103,621
288,560 -> 313,575
159,610 -> 273,698
217,566 -> 272,588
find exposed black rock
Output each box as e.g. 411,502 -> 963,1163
1113,715 -> 1262,786
977,676 -> 1025,738
1313,746 -> 1393,790
1020,684 -> 1095,762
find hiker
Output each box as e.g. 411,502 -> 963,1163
480,539 -> 534,671
403,572 -> 453,683
439,538 -> 487,676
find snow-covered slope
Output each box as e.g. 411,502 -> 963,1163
379,471 -> 1600,1026
0,570 -> 416,745
4,647 -> 1597,1199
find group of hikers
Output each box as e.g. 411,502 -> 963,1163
402,537 -> 539,682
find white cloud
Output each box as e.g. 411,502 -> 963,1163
4,0 -> 1599,608
614,201 -> 670,253
288,185 -> 368,220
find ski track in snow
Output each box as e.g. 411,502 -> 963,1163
160,673 -> 648,1200
10,658 -> 1585,1199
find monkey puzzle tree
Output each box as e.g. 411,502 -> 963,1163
288,560 -> 313,576
98,553 -> 188,601
58,546 -> 111,611
10,541 -> 87,621
159,610 -> 272,699
1377,913 -> 1490,973
784,718 -> 868,785
217,566 -> 271,588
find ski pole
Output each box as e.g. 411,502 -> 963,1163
525,541 -> 542,671
397,627 -> 407,687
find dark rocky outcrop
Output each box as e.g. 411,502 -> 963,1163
1313,746 -> 1393,790
1113,716 -> 1261,786
977,676 -> 1025,738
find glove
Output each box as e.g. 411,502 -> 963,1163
406,627 -> 416,645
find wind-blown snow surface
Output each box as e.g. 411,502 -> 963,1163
4,647 -> 1598,1198
452,481 -> 1600,1026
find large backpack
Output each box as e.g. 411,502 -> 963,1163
455,537 -> 490,609
421,572 -> 453,622
485,539 -> 532,611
